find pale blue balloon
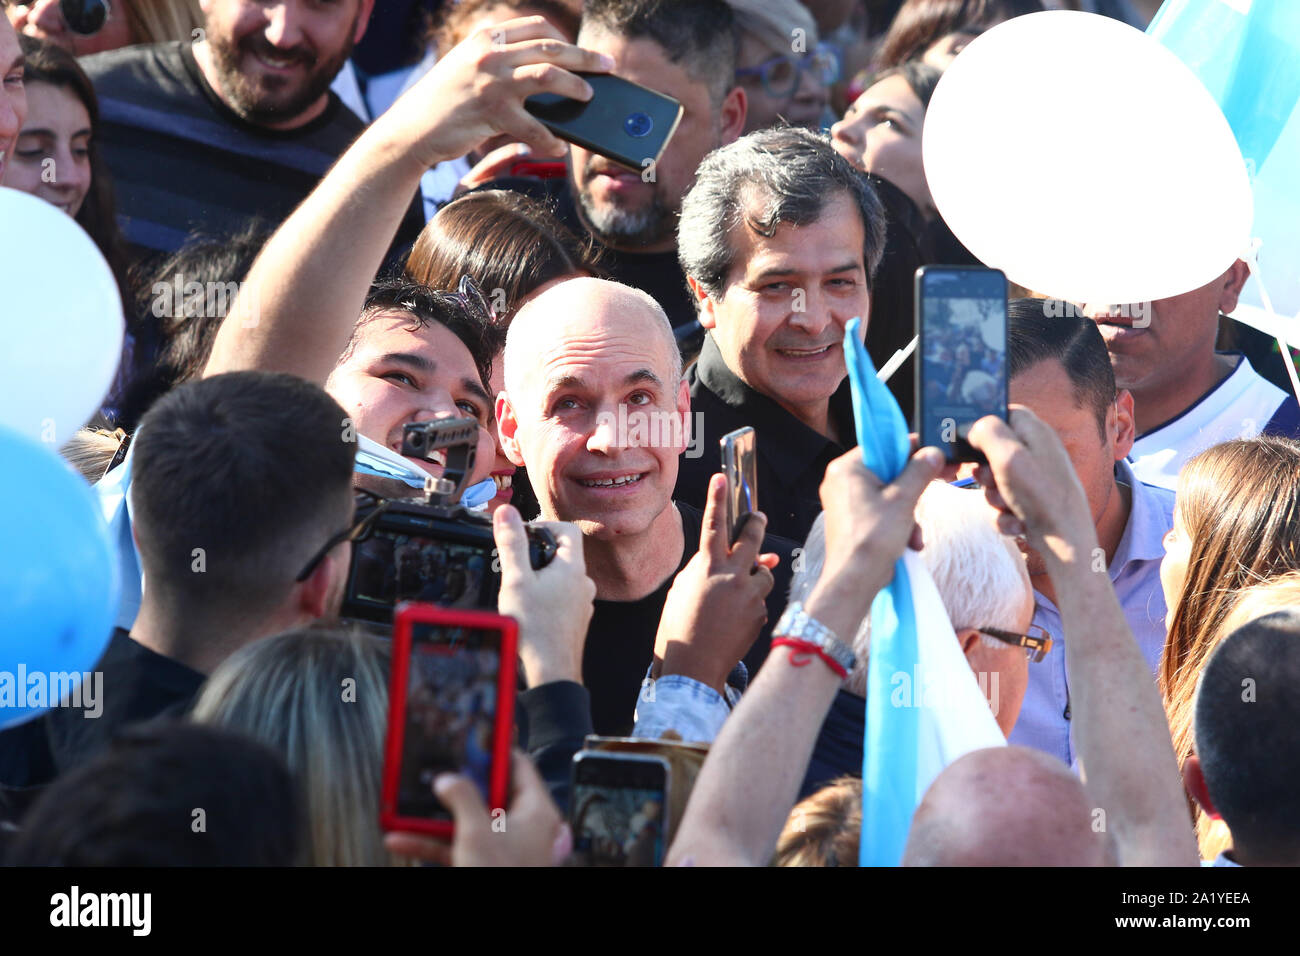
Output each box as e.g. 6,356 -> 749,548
0,426 -> 119,729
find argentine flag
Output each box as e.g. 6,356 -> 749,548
844,319 -> 1006,867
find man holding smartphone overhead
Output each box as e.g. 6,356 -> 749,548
675,126 -> 888,544
483,0 -> 747,348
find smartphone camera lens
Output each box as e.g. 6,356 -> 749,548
624,112 -> 653,138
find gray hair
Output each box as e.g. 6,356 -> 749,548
789,482 -> 1032,697
677,127 -> 887,299
729,0 -> 818,56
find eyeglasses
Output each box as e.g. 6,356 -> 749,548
977,625 -> 1054,663
735,43 -> 840,100
60,0 -> 112,36
295,490 -> 390,583
447,274 -> 498,324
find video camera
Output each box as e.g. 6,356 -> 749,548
340,417 -> 557,625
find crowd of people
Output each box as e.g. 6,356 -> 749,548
2,0 -> 1296,870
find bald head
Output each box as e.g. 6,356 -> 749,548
504,277 -> 681,401
903,747 -> 1113,866
496,276 -> 691,536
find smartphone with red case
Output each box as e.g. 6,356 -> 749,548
380,602 -> 517,837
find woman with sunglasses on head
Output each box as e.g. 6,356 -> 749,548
7,0 -> 201,57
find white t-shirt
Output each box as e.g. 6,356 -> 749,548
1129,354 -> 1300,490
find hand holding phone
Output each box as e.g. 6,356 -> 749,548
915,266 -> 1009,463
492,505 -> 595,688
380,604 -> 518,838
524,72 -> 683,171
396,18 -> 613,166
653,473 -> 775,691
385,749 -> 566,867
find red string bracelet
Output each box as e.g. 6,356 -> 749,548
771,637 -> 848,680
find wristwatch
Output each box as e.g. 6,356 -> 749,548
773,602 -> 857,676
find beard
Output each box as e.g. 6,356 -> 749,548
206,24 -> 356,125
573,156 -> 677,249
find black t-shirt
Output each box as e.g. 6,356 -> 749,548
0,628 -> 205,795
675,334 -> 857,545
581,502 -> 798,736
80,41 -> 424,266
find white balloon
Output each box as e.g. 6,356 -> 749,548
923,10 -> 1253,305
0,187 -> 124,445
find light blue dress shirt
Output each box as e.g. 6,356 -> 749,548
1008,459 -> 1175,766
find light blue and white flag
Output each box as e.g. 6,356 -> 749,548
1150,0 -> 1300,348
844,318 -> 1005,867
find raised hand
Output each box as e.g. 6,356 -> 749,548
494,505 -> 595,688
652,474 -> 778,694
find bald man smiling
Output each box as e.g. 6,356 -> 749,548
498,277 -> 797,735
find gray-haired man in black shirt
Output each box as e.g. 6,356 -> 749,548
675,127 -> 888,544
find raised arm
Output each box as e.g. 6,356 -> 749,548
968,409 -> 1198,867
666,448 -> 943,866
203,17 -> 612,382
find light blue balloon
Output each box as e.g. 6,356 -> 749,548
0,426 -> 119,729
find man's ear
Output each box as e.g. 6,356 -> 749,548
1184,754 -> 1221,821
1218,259 -> 1251,315
688,275 -> 720,331
718,85 -> 747,146
497,393 -> 527,467
956,627 -> 982,662
354,0 -> 377,44
1111,389 -> 1136,461
676,377 -> 692,454
295,552 -> 336,622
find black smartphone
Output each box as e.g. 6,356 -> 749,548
524,72 -> 683,172
569,752 -> 670,867
720,426 -> 757,545
915,265 -> 1008,463
380,604 -> 517,838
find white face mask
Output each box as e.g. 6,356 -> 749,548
354,434 -> 497,510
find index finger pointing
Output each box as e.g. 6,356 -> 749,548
700,473 -> 729,563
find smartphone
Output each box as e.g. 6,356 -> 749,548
380,603 -> 518,837
569,752 -> 670,867
720,426 -> 757,545
915,265 -> 1008,463
524,72 -> 684,172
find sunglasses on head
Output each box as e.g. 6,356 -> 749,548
60,0 -> 111,36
